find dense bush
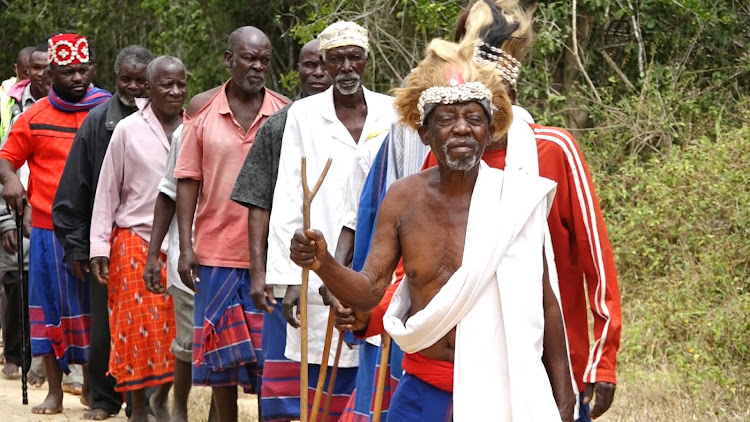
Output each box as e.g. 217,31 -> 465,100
590,110 -> 749,413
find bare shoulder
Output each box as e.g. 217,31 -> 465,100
186,86 -> 223,117
381,169 -> 433,212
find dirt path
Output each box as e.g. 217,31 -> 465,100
0,372 -> 259,422
0,372 -> 126,422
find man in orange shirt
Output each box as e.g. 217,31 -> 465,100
174,26 -> 289,422
0,33 -> 110,415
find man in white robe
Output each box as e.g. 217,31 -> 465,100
264,20 -> 397,418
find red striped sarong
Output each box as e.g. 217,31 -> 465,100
108,227 -> 175,392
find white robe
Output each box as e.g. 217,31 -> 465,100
383,161 -> 561,421
266,86 -> 397,367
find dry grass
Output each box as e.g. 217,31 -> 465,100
595,367 -> 749,422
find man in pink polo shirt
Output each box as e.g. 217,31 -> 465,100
173,26 -> 289,422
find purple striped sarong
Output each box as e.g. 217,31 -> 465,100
192,266 -> 263,393
261,301 -> 301,421
29,228 -> 90,373
307,363 -> 357,422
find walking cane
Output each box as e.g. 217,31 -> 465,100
9,200 -> 28,405
321,333 -> 344,421
300,156 -> 332,422
310,308 -> 335,422
372,333 -> 392,422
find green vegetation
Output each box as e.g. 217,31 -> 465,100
1,0 -> 748,418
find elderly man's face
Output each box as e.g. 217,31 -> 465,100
116,62 -> 148,106
419,101 -> 493,171
298,49 -> 331,97
147,62 -> 187,118
226,38 -> 271,95
324,46 -> 367,96
50,62 -> 95,103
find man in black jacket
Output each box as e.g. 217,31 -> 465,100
51,45 -> 151,420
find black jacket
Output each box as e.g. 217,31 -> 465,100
52,93 -> 138,262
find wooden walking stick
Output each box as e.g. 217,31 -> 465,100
310,308 -> 336,422
321,332 -> 344,421
300,156 -> 332,422
372,333 -> 392,422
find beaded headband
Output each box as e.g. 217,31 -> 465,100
48,33 -> 90,66
473,41 -> 521,87
417,79 -> 494,124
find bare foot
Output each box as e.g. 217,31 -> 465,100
31,392 -> 64,414
83,408 -> 113,420
27,369 -> 45,388
149,383 -> 172,421
63,381 -> 84,395
2,362 -> 19,378
127,414 -> 153,422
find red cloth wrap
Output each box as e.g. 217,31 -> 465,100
402,352 -> 454,392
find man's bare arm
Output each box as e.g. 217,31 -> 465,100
247,205 -> 275,312
291,186 -> 404,311
541,254 -> 576,422
143,192 -> 175,293
176,178 -> 201,290
0,159 -> 24,213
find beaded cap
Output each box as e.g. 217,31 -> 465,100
318,21 -> 370,55
48,33 -> 89,66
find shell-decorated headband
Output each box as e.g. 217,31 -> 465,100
473,41 -> 521,87
417,78 -> 494,124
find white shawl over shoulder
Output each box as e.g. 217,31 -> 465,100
383,161 -> 561,421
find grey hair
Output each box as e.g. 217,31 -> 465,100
114,45 -> 153,74
145,55 -> 185,83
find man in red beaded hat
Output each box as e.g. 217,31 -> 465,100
0,32 -> 110,415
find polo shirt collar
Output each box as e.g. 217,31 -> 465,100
217,80 -> 277,119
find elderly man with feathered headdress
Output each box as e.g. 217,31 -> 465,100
290,27 -> 575,420
263,20 -> 397,419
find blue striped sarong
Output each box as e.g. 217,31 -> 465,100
261,301 -> 301,421
388,373 -> 453,422
192,266 -> 263,393
28,228 -> 90,373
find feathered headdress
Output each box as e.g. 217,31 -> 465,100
456,0 -> 536,87
392,37 -> 513,141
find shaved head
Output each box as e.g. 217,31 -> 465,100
14,46 -> 35,80
225,26 -> 272,95
227,26 -> 270,52
300,39 -> 320,58
146,55 -> 185,83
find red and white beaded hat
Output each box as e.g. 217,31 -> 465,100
47,33 -> 90,66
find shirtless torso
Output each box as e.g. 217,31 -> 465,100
395,168 -> 473,362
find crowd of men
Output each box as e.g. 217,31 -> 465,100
0,1 -> 621,421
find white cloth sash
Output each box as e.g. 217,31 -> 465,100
383,161 -> 561,421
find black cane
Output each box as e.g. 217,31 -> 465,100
9,201 -> 28,405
